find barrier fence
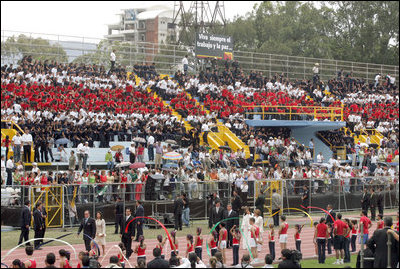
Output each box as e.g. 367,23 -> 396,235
1,30 -> 398,82
2,176 -> 398,228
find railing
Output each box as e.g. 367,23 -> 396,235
1,120 -> 25,135
1,30 -> 398,82
242,105 -> 344,121
2,176 -> 398,228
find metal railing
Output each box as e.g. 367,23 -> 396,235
242,105 -> 344,121
2,176 -> 398,228
2,30 -> 399,82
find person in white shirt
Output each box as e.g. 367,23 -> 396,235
182,55 -> 189,75
129,143 -> 136,163
77,142 -> 85,170
1,155 -> 7,186
374,73 -> 381,88
316,152 -> 324,163
110,50 -> 116,73
82,142 -> 89,170
6,156 -> 14,186
312,63 -> 319,84
21,129 -> 33,163
147,135 -> 155,162
12,133 -> 22,163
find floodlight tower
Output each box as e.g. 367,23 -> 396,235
171,1 -> 226,44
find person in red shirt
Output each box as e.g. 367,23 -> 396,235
376,214 -> 384,231
194,227 -> 203,261
294,224 -> 303,253
249,217 -> 260,260
186,234 -> 195,258
230,225 -> 241,266
333,213 -> 349,264
343,218 -> 352,263
315,217 -> 329,264
218,222 -> 228,263
350,219 -> 358,253
59,249 -> 72,268
359,210 -> 372,244
133,235 -> 146,265
23,246 -> 36,268
155,235 -> 167,260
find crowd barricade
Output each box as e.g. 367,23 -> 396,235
1,176 -> 398,228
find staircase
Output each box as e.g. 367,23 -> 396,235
185,92 -> 251,158
344,127 -> 382,147
147,89 -> 193,132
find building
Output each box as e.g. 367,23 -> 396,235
105,6 -> 177,46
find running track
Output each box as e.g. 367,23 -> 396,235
0,214 -> 391,268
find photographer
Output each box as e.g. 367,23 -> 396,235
278,249 -> 301,268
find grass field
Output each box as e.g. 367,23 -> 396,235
285,254 -> 357,268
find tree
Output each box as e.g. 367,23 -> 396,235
73,39 -> 146,67
1,34 -> 68,63
211,1 -> 398,66
328,1 -> 399,65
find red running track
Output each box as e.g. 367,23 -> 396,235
1,226 -> 376,268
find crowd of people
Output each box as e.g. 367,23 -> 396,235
1,56 -> 399,200
10,199 -> 400,268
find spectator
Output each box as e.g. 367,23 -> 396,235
129,143 -> 136,163
69,151 -> 76,171
367,216 -> 399,268
182,55 -> 189,75
6,155 -> 14,186
234,253 -> 253,268
147,247 -> 169,268
12,133 -> 22,163
278,249 -> 301,268
110,50 -> 116,73
21,129 -> 33,163
1,155 -> 6,185
147,135 -> 155,162
115,149 -> 123,163
263,254 -> 274,268
105,255 -> 122,268
45,253 -> 56,268
82,142 -> 89,170
105,150 -> 114,170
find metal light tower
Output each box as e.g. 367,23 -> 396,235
171,1 -> 226,44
